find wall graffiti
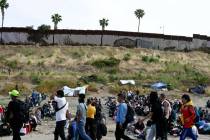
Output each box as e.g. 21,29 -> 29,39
113,38 -> 136,48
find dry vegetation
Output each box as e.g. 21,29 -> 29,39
0,45 -> 210,96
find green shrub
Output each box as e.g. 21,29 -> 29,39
6,60 -> 18,69
27,60 -> 31,65
91,57 -> 120,68
109,75 -> 118,82
109,84 -> 121,94
87,83 -> 98,92
142,55 -> 159,63
35,79 -> 77,94
37,61 -> 45,67
71,52 -> 82,59
105,68 -> 118,74
80,74 -> 108,84
31,73 -> 41,84
123,53 -> 131,61
142,56 -> 150,62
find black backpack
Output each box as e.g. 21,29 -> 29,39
125,103 -> 135,124
18,100 -> 29,123
100,123 -> 107,136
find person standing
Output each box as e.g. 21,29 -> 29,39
86,99 -> 96,140
179,94 -> 197,140
160,93 -> 172,140
6,90 -> 23,140
142,91 -> 166,140
115,93 -> 132,140
51,90 -> 69,140
74,93 -> 92,140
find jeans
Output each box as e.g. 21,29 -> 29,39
146,124 -> 156,140
180,128 -> 197,140
54,120 -> 66,140
75,121 -> 92,140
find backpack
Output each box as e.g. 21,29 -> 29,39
18,100 -> 29,123
100,123 -> 107,136
125,103 -> 135,124
194,107 -> 200,123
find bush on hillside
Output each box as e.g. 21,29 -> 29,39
123,53 -> 131,61
141,55 -> 159,63
35,79 -> 77,94
91,57 -> 120,68
30,73 -> 42,84
80,74 -> 108,84
6,60 -> 18,69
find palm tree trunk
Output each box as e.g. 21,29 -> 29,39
100,31 -> 103,46
138,18 -> 140,32
53,32 -> 54,45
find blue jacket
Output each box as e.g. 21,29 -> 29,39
116,102 -> 127,125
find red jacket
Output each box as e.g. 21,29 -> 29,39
180,104 -> 195,128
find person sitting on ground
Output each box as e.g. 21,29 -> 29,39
134,117 -> 145,135
35,108 -> 42,125
0,105 -> 4,122
29,112 -> 38,131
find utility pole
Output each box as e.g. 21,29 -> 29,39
160,25 -> 164,34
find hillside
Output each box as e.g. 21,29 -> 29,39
0,45 -> 210,96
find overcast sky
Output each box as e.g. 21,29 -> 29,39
5,0 -> 210,37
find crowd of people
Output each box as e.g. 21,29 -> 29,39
1,88 -> 107,140
105,90 -> 210,140
2,87 -> 210,140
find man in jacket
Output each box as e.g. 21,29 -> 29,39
6,90 -> 23,140
115,93 -> 132,140
180,94 -> 197,140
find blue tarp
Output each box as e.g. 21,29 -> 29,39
151,82 -> 167,90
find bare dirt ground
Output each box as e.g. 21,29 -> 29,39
1,90 -> 210,140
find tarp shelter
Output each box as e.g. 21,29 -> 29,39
151,82 -> 167,90
119,80 -> 135,85
63,85 -> 87,96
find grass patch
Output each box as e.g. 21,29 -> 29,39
35,79 -> 77,94
91,57 -> 120,68
0,83 -> 29,96
30,73 -> 42,84
6,60 -> 18,69
87,83 -> 98,92
142,55 -> 159,63
80,74 -> 108,84
123,53 -> 131,61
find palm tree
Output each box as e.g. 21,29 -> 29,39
51,13 -> 62,45
134,9 -> 145,32
99,18 -> 109,30
99,18 -> 109,46
0,0 -> 9,43
51,13 -> 62,30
